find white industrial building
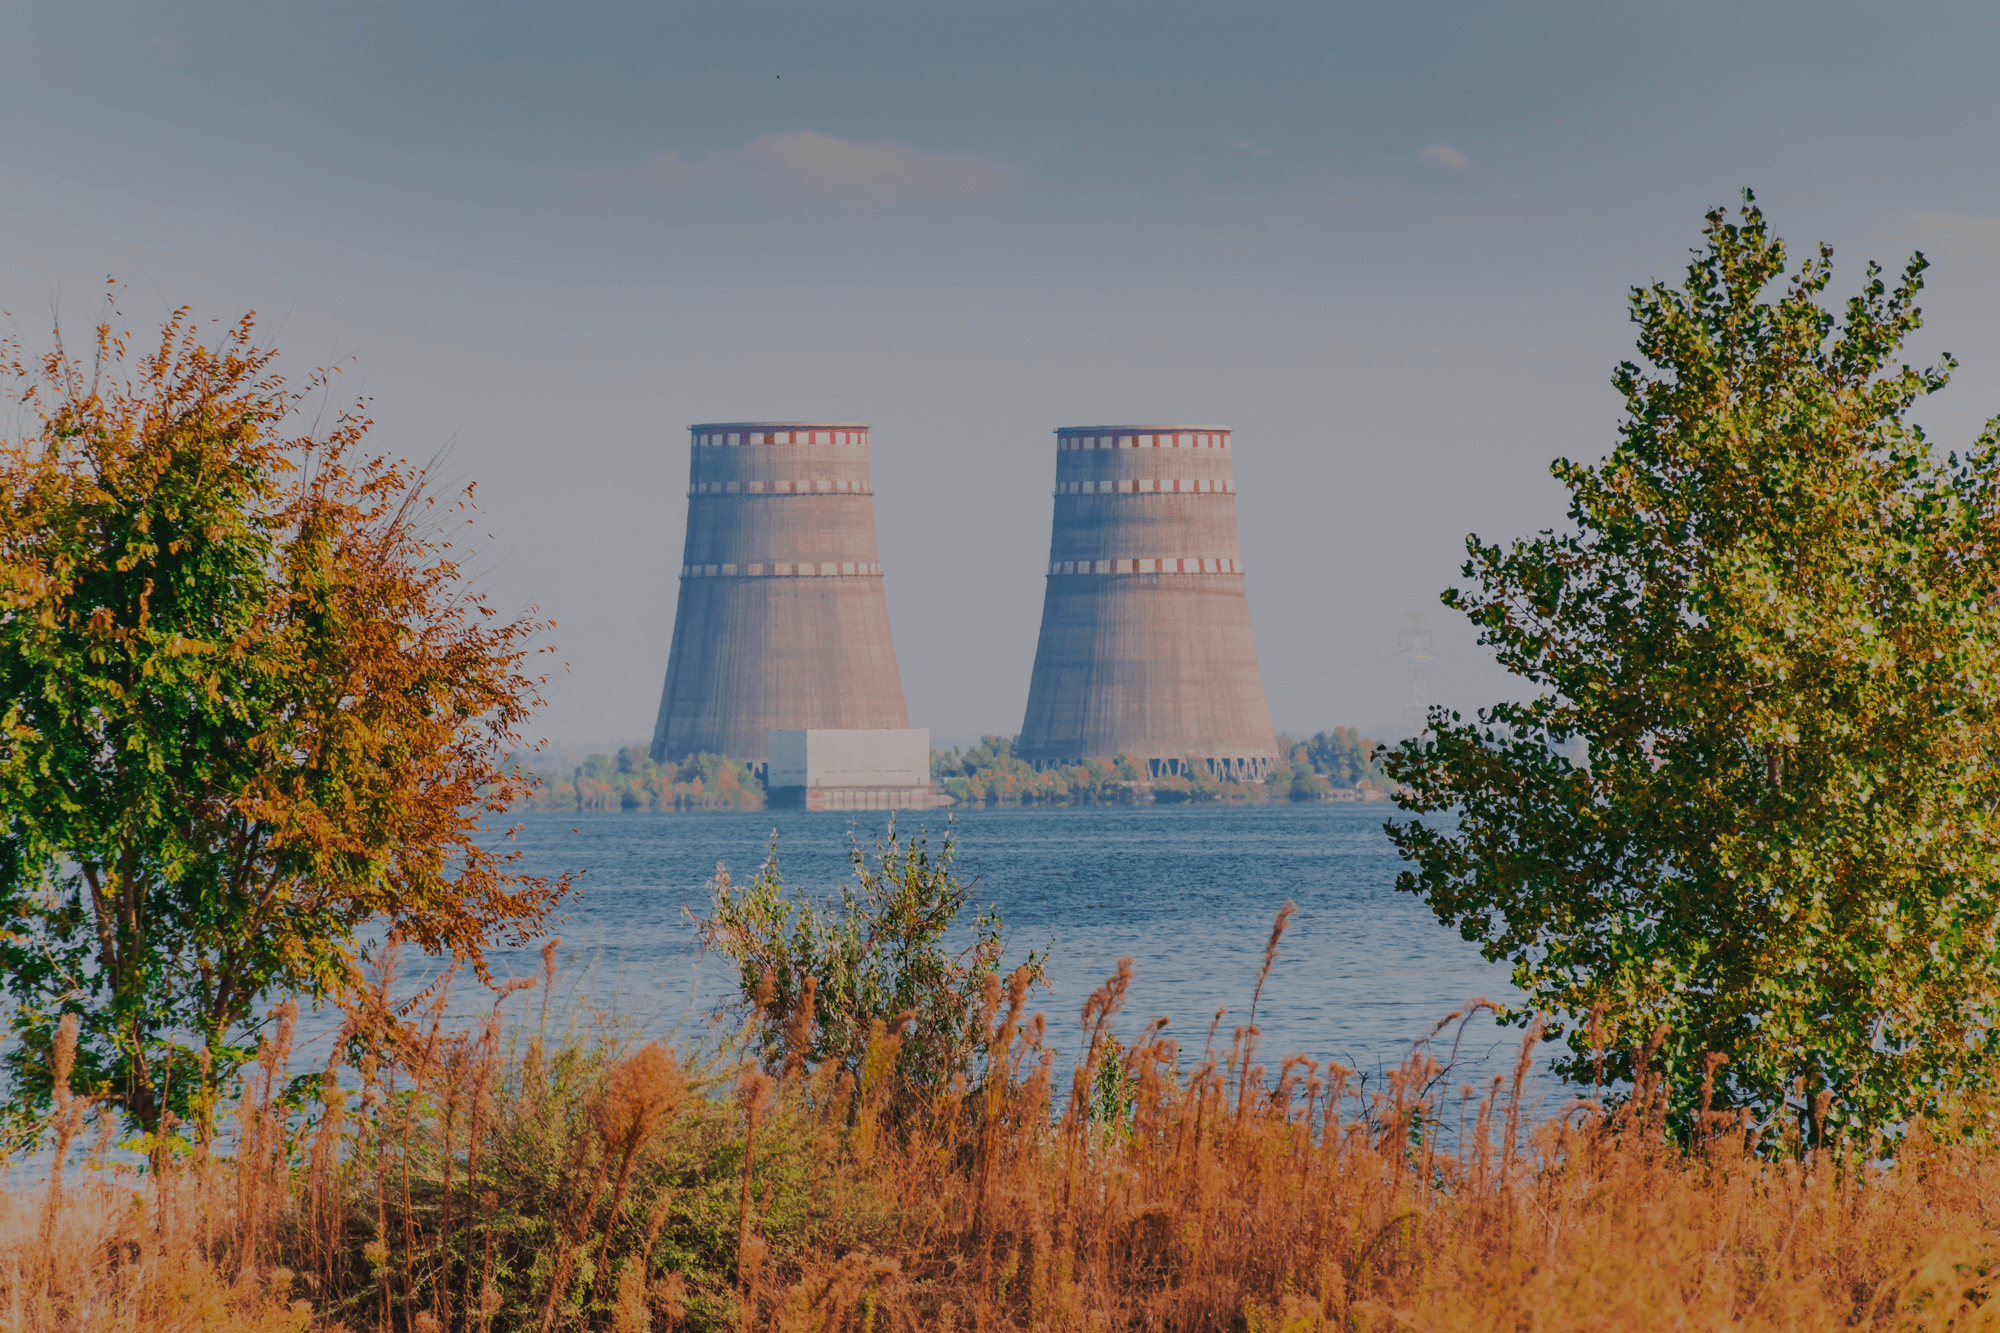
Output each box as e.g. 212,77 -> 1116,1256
765,728 -> 952,811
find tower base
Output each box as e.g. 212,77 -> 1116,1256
766,784 -> 954,812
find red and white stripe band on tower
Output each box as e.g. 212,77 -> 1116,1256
1048,558 -> 1244,575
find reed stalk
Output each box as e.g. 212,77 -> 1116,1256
9,904 -> 2000,1331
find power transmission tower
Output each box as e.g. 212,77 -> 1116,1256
1399,613 -> 1434,734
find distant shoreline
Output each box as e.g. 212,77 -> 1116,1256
505,792 -> 1398,815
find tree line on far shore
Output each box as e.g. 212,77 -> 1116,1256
509,727 -> 1397,812
511,746 -> 763,812
928,728 -> 1396,807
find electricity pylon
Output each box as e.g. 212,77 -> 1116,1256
1400,613 -> 1434,734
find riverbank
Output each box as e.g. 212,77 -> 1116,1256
507,733 -> 1400,814
7,962 -> 1994,1332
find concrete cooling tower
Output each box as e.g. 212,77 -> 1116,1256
1018,425 -> 1279,779
650,422 -> 911,767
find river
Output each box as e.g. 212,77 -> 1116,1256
458,802 -> 1549,1100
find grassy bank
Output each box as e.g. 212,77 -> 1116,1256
5,937 -> 1998,1332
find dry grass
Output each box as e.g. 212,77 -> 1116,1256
5,922 -> 1999,1332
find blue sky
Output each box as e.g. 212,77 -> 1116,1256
6,1 -> 2000,748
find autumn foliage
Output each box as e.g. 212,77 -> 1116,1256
0,294 -> 568,1139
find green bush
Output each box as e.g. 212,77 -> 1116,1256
693,821 -> 1044,1103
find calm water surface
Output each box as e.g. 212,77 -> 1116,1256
457,804 -> 1546,1096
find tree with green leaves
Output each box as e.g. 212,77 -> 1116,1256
695,820 -> 1041,1102
1305,728 -> 1380,788
0,298 -> 568,1142
1386,194 -> 2000,1147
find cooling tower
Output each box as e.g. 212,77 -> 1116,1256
1018,425 -> 1279,779
650,422 -> 911,767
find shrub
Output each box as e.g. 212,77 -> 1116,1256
693,820 -> 1044,1103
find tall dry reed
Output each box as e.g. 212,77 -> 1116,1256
6,908 -> 1999,1331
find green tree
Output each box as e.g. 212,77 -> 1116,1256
1386,195 -> 2000,1146
1305,728 -> 1377,787
552,748 -> 761,812
0,300 -> 568,1138
1285,748 -> 1332,802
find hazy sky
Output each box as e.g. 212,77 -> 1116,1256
6,1 -> 2000,750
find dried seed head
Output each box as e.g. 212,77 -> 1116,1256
783,975 -> 819,1077
736,1067 -> 777,1120
613,1262 -> 651,1333
592,1042 -> 689,1155
50,1012 -> 79,1103
656,1271 -> 688,1321
1263,902 -> 1297,964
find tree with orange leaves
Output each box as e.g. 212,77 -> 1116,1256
0,294 -> 570,1139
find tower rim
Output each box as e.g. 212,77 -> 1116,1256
692,421 -> 872,431
1055,424 -> 1231,435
